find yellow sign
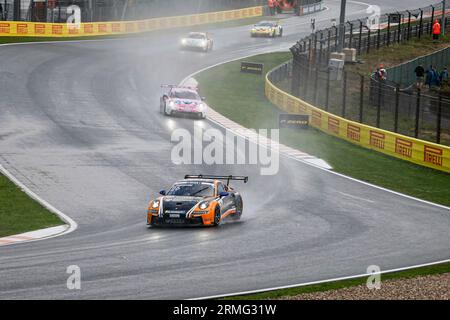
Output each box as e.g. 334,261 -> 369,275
265,67 -> 450,173
0,6 -> 263,37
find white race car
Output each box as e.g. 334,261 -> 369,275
160,85 -> 207,119
180,32 -> 214,52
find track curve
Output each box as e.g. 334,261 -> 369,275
0,0 -> 449,299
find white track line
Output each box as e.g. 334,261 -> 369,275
191,258 -> 450,300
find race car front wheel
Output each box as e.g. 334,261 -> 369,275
213,207 -> 221,226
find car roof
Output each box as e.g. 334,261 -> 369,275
257,21 -> 276,25
188,32 -> 207,36
170,87 -> 198,94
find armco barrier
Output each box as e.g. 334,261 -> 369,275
266,63 -> 450,173
0,6 -> 263,38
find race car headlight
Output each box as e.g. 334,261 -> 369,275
198,103 -> 206,110
199,201 -> 210,210
168,101 -> 175,108
181,39 -> 187,45
151,200 -> 160,208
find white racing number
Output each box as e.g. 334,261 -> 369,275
67,5 -> 81,30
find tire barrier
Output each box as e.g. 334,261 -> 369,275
266,62 -> 450,173
0,6 -> 263,38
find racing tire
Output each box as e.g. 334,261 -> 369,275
272,31 -> 276,38
164,104 -> 171,116
279,28 -> 283,37
213,207 -> 221,226
231,196 -> 243,221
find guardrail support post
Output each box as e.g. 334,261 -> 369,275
415,88 -> 421,138
437,92 -> 443,144
394,85 -> 400,132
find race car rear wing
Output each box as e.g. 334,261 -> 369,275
184,175 -> 248,186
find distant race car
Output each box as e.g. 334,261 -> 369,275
160,85 -> 208,119
147,175 -> 248,227
180,32 -> 214,52
251,21 -> 283,38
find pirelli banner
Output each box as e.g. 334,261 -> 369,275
0,6 -> 263,37
265,67 -> 450,174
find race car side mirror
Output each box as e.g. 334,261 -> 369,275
159,190 -> 166,195
201,97 -> 206,101
219,192 -> 229,197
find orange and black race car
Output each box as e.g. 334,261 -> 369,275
147,175 -> 248,227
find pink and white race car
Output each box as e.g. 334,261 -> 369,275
160,85 -> 208,119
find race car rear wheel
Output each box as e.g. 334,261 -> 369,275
231,196 -> 243,221
213,207 -> 221,226
164,104 -> 171,116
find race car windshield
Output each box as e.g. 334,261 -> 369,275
256,22 -> 274,27
167,183 -> 214,197
188,34 -> 206,39
171,90 -> 200,100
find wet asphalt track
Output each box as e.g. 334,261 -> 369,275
0,0 -> 449,299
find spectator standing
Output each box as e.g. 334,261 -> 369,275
433,19 -> 441,41
426,65 -> 439,88
414,64 -> 425,88
440,67 -> 449,84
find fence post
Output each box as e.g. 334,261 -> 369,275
358,20 -> 363,54
314,66 -> 320,105
291,56 -> 301,97
437,92 -> 442,144
327,29 -> 332,58
367,28 -> 371,53
359,75 -> 364,123
326,67 -> 331,111
376,25 -> 381,49
407,11 -> 411,40
387,14 -> 391,46
377,80 -> 382,127
431,6 -> 435,35
415,88 -> 421,138
394,84 -> 400,132
348,22 -> 354,48
419,9 -> 423,39
342,71 -> 347,117
397,13 -> 402,43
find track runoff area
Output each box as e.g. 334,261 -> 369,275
0,0 -> 448,315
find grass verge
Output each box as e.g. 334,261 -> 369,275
0,173 -> 62,238
224,262 -> 450,300
195,52 -> 450,299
